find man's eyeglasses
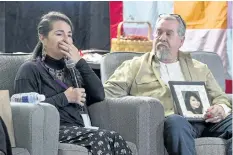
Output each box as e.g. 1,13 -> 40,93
158,14 -> 186,29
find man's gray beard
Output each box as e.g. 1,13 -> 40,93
156,48 -> 172,62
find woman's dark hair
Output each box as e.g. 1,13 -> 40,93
185,91 -> 203,114
32,11 -> 73,59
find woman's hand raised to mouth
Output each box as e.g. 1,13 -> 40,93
58,40 -> 81,63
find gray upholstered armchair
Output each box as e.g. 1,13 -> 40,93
0,53 -> 60,155
0,53 -> 148,155
101,51 -> 231,155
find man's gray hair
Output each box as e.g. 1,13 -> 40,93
155,14 -> 186,37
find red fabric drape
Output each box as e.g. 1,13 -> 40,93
109,1 -> 123,39
225,80 -> 232,94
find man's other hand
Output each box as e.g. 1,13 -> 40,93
204,105 -> 226,123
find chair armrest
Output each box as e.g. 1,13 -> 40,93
39,103 -> 60,155
88,96 -> 165,155
11,102 -> 44,155
11,102 -> 59,155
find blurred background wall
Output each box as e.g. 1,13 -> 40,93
0,1 -> 110,53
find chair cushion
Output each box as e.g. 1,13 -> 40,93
58,143 -> 89,155
12,147 -> 30,155
164,137 -> 227,155
58,141 -> 138,155
195,137 -> 226,155
125,141 -> 138,155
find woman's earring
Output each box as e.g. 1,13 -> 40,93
42,46 -> 46,61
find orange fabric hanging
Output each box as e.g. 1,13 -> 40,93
174,1 -> 227,29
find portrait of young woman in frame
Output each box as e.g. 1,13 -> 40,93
169,81 -> 211,122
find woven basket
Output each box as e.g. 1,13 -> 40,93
111,21 -> 153,53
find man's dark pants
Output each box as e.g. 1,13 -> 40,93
164,114 -> 232,155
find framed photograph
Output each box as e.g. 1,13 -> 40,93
168,81 -> 211,122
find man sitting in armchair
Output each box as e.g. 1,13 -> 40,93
104,14 -> 232,155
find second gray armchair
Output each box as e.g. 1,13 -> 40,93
101,51 -> 230,155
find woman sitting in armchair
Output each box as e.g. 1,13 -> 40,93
14,11 -> 132,155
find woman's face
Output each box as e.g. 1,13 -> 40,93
40,20 -> 73,60
189,96 -> 201,109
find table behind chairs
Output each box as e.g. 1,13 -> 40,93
82,49 -> 108,78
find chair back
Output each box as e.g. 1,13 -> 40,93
191,51 -> 225,90
0,53 -> 31,96
101,51 -> 225,90
101,52 -> 142,83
